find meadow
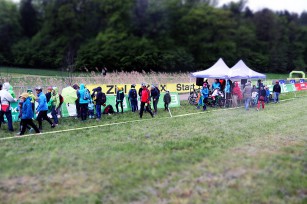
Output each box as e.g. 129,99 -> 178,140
0,90 -> 306,204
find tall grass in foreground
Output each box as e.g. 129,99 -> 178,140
0,92 -> 306,203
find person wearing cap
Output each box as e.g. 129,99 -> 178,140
150,84 -> 160,114
17,93 -> 40,136
139,83 -> 154,118
273,80 -> 281,103
35,86 -> 55,130
128,84 -> 138,112
163,90 -> 171,111
115,86 -> 125,113
242,81 -> 252,110
27,88 -> 36,112
46,86 -> 53,103
0,82 -> 17,132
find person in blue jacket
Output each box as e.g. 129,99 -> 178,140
77,84 -> 90,121
17,93 -> 40,136
36,86 -> 55,131
197,83 -> 209,111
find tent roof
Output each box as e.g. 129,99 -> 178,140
191,58 -> 230,79
229,60 -> 266,79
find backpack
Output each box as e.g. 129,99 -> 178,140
59,94 -> 64,105
83,89 -> 90,100
130,89 -> 137,99
103,105 -> 114,114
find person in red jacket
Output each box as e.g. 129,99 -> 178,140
139,83 -> 154,118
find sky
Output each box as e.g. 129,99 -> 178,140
218,0 -> 307,14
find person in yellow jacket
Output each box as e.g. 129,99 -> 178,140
50,87 -> 60,125
27,89 -> 36,112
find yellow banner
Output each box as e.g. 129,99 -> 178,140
86,83 -> 197,95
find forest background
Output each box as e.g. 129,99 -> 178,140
1,0 -> 307,74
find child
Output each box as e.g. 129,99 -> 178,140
88,99 -> 95,119
257,86 -> 266,111
17,98 -> 32,134
163,90 -> 171,111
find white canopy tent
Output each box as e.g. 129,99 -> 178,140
229,60 -> 266,79
191,58 -> 231,79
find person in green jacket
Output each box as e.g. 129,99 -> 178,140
27,89 -> 36,112
50,87 -> 60,125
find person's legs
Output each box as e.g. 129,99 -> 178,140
80,104 -> 88,120
51,106 -> 58,124
262,101 -> 265,109
274,92 -> 277,103
96,104 -> 101,119
42,110 -> 54,126
257,101 -> 261,110
19,119 -> 28,135
36,111 -> 43,130
245,98 -> 250,110
276,92 -> 280,102
120,101 -> 123,113
116,101 -> 119,113
28,119 -> 40,133
146,104 -> 154,117
139,102 -> 145,118
5,110 -> 14,131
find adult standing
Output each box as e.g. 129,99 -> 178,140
50,87 -> 60,125
17,93 -> 40,136
242,81 -> 252,110
151,85 -> 160,114
36,86 -> 55,131
94,87 -> 106,120
115,86 -> 125,113
257,86 -> 266,111
77,84 -> 90,121
0,82 -> 17,132
139,83 -> 154,118
273,80 -> 281,103
128,84 -> 138,112
73,84 -> 80,119
232,82 -> 242,107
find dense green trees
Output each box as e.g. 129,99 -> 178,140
0,0 -> 306,73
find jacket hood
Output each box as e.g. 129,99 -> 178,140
3,82 -> 10,91
96,87 -> 102,92
80,84 -> 85,90
52,87 -> 59,95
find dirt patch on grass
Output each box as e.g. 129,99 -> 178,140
0,172 -> 100,203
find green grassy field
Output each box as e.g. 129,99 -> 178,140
0,91 -> 306,203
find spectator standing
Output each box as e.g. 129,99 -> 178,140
139,83 -> 154,118
242,81 -> 252,110
116,86 -> 125,113
273,81 -> 281,103
257,86 -> 266,111
163,90 -> 171,111
232,82 -> 242,107
35,86 -> 55,130
151,85 -> 160,114
201,83 -> 209,111
77,84 -> 90,121
128,84 -> 138,112
212,79 -> 221,90
73,84 -> 80,119
17,93 -> 40,136
0,82 -> 17,132
93,87 -> 106,120
50,87 -> 60,125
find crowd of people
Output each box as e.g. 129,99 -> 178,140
0,78 -> 281,136
0,82 -> 173,136
196,79 -> 281,111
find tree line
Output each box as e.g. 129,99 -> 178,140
0,0 -> 307,73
